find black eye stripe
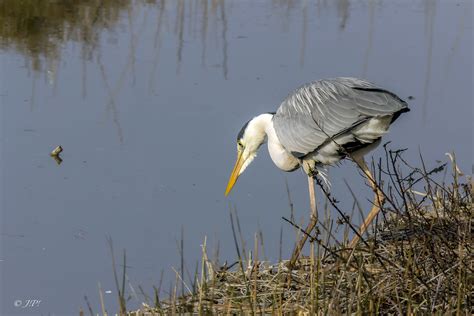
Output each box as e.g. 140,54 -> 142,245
237,119 -> 250,141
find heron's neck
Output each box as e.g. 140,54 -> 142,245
251,113 -> 274,139
254,113 -> 300,171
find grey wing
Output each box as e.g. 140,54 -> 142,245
272,77 -> 409,157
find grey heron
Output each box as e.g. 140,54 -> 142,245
225,77 -> 409,252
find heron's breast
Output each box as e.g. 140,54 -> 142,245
266,122 -> 300,172
267,140 -> 300,171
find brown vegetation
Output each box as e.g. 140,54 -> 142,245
91,148 -> 473,315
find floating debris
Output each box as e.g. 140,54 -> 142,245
50,145 -> 63,156
50,145 -> 63,165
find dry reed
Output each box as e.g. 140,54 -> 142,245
107,148 -> 472,315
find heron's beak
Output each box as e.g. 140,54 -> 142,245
225,150 -> 245,196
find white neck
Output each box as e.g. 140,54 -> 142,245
252,113 -> 300,172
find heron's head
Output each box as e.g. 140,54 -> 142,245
225,115 -> 269,196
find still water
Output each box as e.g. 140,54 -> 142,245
1,0 -> 472,314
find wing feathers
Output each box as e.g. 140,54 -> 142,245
273,77 -> 409,158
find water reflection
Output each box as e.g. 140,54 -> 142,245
422,0 -> 436,124
219,0 -> 228,79
176,0 -> 185,74
0,0 -> 131,72
148,0 -> 165,95
362,0 -> 375,77
336,0 -> 350,29
440,1 -> 469,104
299,0 -> 307,67
1,0 -> 361,81
97,52 -> 125,143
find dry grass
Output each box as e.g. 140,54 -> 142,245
102,148 -> 473,315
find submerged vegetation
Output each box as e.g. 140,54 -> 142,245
86,148 -> 472,315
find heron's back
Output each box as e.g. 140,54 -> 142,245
272,77 -> 409,163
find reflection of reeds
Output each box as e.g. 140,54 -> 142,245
200,0 -> 208,67
0,0 -> 130,71
337,0 -> 350,29
113,147 -> 471,314
361,0 -> 375,77
219,0 -> 228,80
97,52 -> 125,143
148,0 -> 165,95
299,0 -> 307,68
2,0 -> 358,80
5,0 -> 449,92
3,0 -> 403,89
176,0 -> 185,74
422,0 -> 436,125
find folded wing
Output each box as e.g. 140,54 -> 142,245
272,77 -> 409,159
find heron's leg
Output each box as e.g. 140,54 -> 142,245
288,175 -> 318,269
349,157 -> 385,248
308,174 -> 317,218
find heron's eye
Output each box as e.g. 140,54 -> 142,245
237,141 -> 244,149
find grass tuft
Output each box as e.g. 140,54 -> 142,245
110,149 -> 473,315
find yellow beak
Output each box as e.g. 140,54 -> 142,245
225,150 -> 245,196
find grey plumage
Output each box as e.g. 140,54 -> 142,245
226,78 -> 409,249
272,77 -> 409,163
